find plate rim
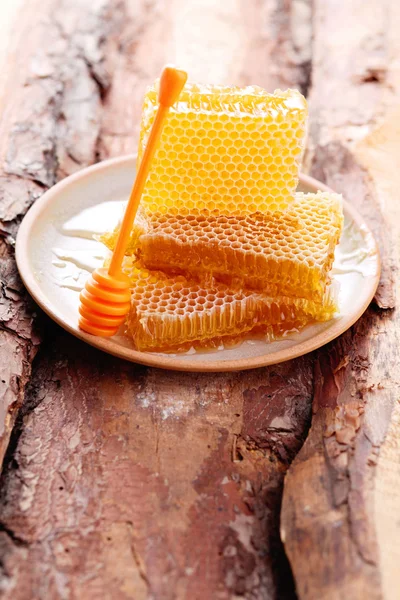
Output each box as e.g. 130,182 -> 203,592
15,154 -> 381,372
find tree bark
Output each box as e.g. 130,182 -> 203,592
281,1 -> 399,599
0,1 -> 316,599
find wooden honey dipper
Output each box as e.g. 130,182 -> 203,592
78,65 -> 188,337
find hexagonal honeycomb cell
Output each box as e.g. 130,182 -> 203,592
137,83 -> 308,215
101,192 -> 343,303
123,262 -> 338,352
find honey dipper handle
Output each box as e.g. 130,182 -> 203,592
158,65 -> 188,107
108,66 -> 188,278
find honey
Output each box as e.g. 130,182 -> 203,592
124,262 -> 337,352
138,84 -> 307,215
101,191 -> 343,303
98,81 -> 342,352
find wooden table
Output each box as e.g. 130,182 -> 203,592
0,1 -> 398,598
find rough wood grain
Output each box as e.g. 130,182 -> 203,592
0,1 -> 314,599
281,2 -> 400,599
0,335 -> 314,599
0,0 -> 118,471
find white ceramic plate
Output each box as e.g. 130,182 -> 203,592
16,155 -> 380,372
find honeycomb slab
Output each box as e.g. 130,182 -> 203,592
138,84 -> 308,215
124,263 -> 337,352
101,192 -> 343,302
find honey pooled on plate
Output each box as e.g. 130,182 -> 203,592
138,84 -> 307,215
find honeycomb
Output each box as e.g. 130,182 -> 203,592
101,192 -> 343,303
123,262 -> 338,352
137,83 -> 308,215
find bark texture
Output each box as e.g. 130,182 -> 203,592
1,0 -> 398,599
281,2 -> 400,599
0,1 -> 315,599
0,335 -> 314,599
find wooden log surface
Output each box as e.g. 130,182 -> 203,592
281,2 -> 400,599
0,1 -> 398,599
0,1 -> 312,599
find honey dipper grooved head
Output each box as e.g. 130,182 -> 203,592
78,267 -> 131,337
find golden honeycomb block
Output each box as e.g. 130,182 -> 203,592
138,84 -> 308,215
101,192 -> 343,303
123,263 -> 337,352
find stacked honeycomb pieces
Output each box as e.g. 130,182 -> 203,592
101,82 -> 343,352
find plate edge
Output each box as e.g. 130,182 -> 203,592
15,155 -> 382,372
